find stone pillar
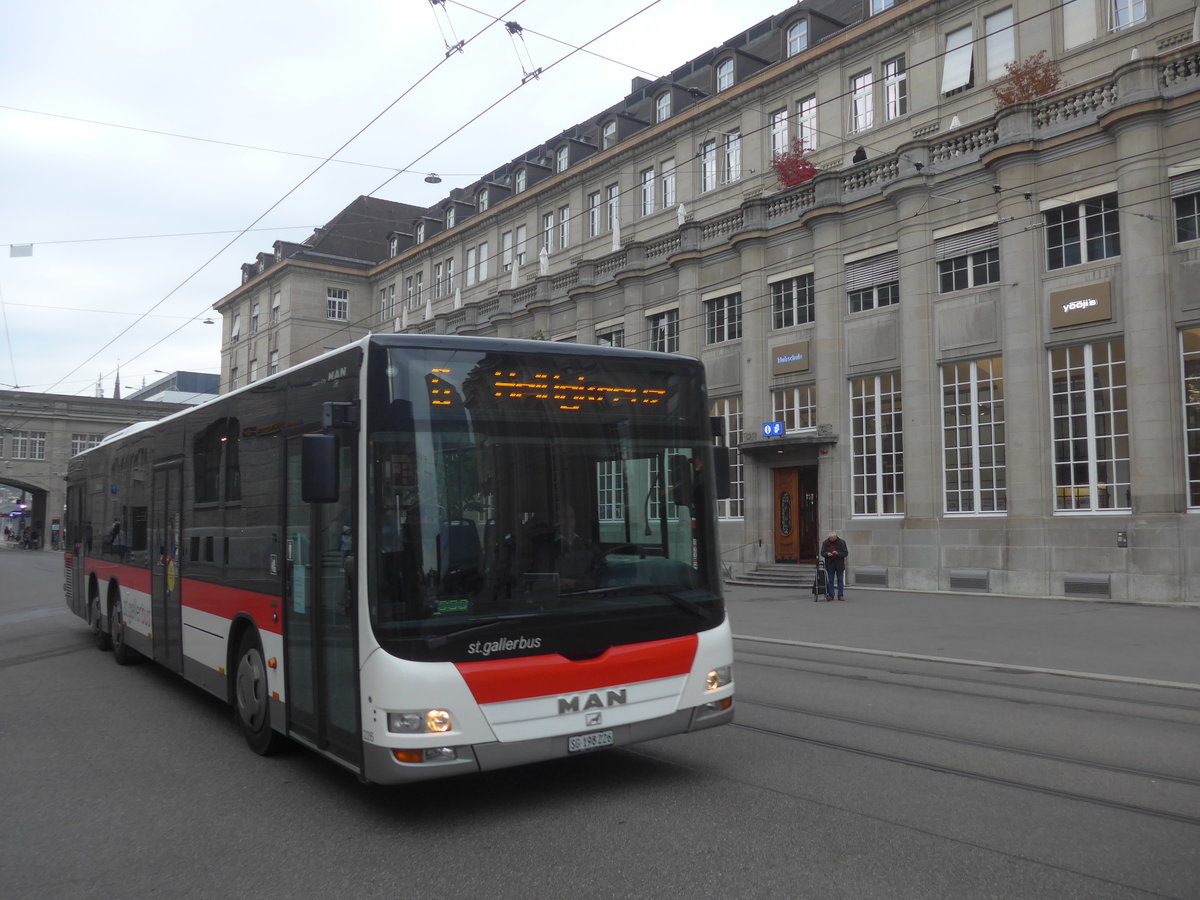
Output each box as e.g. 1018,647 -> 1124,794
810,214 -> 848,535
738,237 -> 771,560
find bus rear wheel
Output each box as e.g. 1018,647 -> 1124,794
234,632 -> 284,756
91,594 -> 111,651
110,599 -> 137,666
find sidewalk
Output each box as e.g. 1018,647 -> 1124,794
724,583 -> 1200,689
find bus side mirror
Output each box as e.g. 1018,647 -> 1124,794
302,434 -> 339,503
670,454 -> 694,509
712,446 -> 731,500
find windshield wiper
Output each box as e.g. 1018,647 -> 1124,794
584,586 -> 713,622
423,618 -> 508,648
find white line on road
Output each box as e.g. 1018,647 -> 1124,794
734,633 -> 1200,693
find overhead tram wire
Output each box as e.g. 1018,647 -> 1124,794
36,1 -> 531,400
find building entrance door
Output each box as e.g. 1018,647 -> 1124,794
773,467 -> 818,563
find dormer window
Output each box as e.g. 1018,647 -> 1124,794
870,0 -> 895,13
716,58 -> 735,92
655,92 -> 671,123
415,222 -> 425,244
446,207 -> 456,229
555,145 -> 569,173
601,120 -> 617,149
515,168 -> 527,193
786,20 -> 808,57
389,235 -> 399,257
478,188 -> 489,211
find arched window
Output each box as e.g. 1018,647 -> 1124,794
601,120 -> 617,149
655,92 -> 671,123
415,222 -> 425,244
515,168 -> 527,192
716,58 -> 735,92
446,206 -> 456,228
555,145 -> 569,172
478,188 -> 489,211
786,20 -> 808,57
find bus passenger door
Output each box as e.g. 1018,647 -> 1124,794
151,462 -> 183,673
284,436 -> 361,767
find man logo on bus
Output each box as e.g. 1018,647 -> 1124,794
558,689 -> 627,715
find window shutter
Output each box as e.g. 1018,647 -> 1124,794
845,253 -> 899,291
935,225 -> 999,260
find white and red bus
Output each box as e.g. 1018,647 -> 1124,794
64,334 -> 734,782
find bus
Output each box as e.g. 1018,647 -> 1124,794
64,334 -> 734,783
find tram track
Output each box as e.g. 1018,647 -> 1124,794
729,717 -> 1200,829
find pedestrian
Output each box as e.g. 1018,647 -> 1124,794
820,530 -> 849,601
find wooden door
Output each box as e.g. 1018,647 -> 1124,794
773,468 -> 800,563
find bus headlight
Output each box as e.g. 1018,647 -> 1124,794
387,709 -> 454,734
706,666 -> 732,691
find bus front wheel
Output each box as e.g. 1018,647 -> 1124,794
234,631 -> 284,756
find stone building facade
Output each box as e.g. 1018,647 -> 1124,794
0,391 -> 187,548
216,0 -> 1200,601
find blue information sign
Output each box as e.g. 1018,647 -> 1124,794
761,421 -> 785,438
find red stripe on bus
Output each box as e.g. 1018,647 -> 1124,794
455,635 -> 698,704
79,557 -> 280,635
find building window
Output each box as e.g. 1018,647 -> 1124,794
415,270 -> 425,304
850,71 -> 874,133
852,374 -> 904,516
515,225 -> 527,266
794,95 -> 817,151
249,359 -> 259,383
415,221 -> 426,243
1063,0 -> 1098,49
716,58 -> 734,92
477,189 -> 489,212
596,460 -> 625,520
229,367 -> 239,391
700,139 -> 717,192
1183,329 -> 1200,508
655,92 -> 671,123
515,168 -> 527,193
588,191 -> 602,236
1051,341 -> 1130,511
475,245 -> 487,283
270,291 -> 281,324
1173,182 -> 1200,242
447,207 -> 457,229
389,235 -> 399,257
883,56 -> 907,120
640,167 -> 656,216
648,309 -> 679,354
711,396 -> 744,518
723,131 -> 742,182
601,121 -> 617,150
772,273 -> 815,329
770,109 -> 789,158
558,206 -> 570,250
773,385 -> 816,431
871,0 -> 895,13
661,159 -> 677,208
502,230 -> 514,271
230,313 -> 241,343
786,20 -> 808,57
1045,193 -> 1120,269
985,8 -> 1015,81
606,183 -> 620,231
942,358 -> 1007,513
326,287 -> 348,321
434,263 -> 444,298
269,350 -> 279,375
1110,0 -> 1146,30
937,226 -> 1000,292
597,326 -> 624,348
71,434 -> 103,457
705,293 -> 742,344
381,284 -> 397,320
444,257 -> 454,292
406,275 -> 416,306
846,253 -> 900,313
942,25 -> 975,95
555,144 -> 569,173
542,212 -> 554,253
466,248 -> 477,286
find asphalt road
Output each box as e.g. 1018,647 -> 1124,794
2,549 -> 1198,899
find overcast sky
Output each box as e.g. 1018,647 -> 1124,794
1,0 -> 794,398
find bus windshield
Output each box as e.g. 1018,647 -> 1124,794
366,343 -> 724,662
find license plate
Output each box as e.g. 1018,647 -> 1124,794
568,730 -> 614,753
